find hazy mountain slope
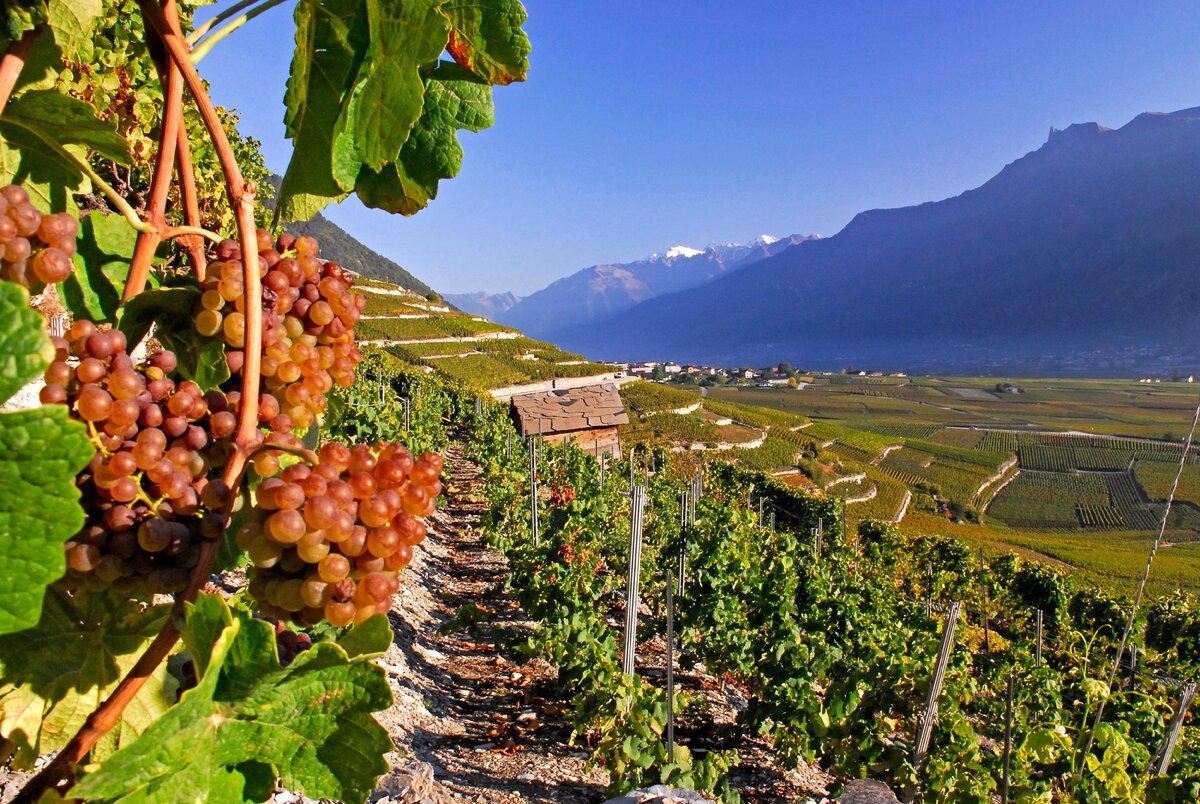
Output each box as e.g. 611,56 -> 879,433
262,175 -> 435,294
499,235 -> 815,337
556,108 -> 1200,370
444,291 -> 522,318
283,214 -> 434,295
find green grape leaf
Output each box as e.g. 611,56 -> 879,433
0,405 -> 93,635
336,613 -> 392,659
442,0 -> 530,85
335,0 -> 446,174
182,592 -> 233,679
276,0 -> 526,221
0,0 -> 47,46
354,62 -> 493,214
45,0 -> 102,62
59,211 -> 138,324
13,17 -> 70,93
0,282 -> 90,636
74,595 -> 392,803
234,761 -> 279,803
0,122 -> 90,212
277,0 -> 364,221
0,589 -> 175,766
0,281 -> 54,401
118,287 -> 230,391
2,89 -> 129,164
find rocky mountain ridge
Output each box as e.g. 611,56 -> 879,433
553,106 -> 1200,373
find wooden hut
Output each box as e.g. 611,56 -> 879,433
510,384 -> 628,458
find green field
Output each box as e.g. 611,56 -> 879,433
715,376 -> 1200,439
672,377 -> 1200,590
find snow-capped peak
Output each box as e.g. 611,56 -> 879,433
751,234 -> 779,246
664,245 -> 704,259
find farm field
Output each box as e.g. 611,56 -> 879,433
668,378 -> 1200,590
714,376 -> 1200,439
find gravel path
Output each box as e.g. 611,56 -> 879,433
374,442 -> 609,802
374,442 -> 834,803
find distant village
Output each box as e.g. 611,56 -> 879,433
616,360 -> 1197,387
616,360 -> 907,388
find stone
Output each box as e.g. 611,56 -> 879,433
370,762 -> 455,804
838,779 -> 900,804
604,785 -> 716,803
0,770 -> 34,804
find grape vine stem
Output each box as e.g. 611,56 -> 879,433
124,0 -> 185,302
249,441 -> 320,466
188,0 -> 289,64
163,224 -> 224,244
0,29 -> 38,117
13,123 -> 156,235
185,0 -> 259,45
175,125 -> 208,277
15,0 -> 264,797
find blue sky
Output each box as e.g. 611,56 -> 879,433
194,1 -> 1200,294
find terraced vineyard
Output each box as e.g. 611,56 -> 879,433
736,435 -> 803,474
979,430 -> 1020,453
620,380 -> 700,413
850,469 -> 910,520
1134,460 -> 1200,506
359,280 -> 620,388
930,428 -> 988,449
989,473 -> 1103,528
867,423 -> 942,439
360,293 -> 441,316
646,412 -> 721,444
700,396 -> 808,429
1076,504 -> 1124,528
702,377 -> 1200,586
1106,471 -> 1162,530
358,314 -> 519,340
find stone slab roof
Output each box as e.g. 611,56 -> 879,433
510,383 -> 630,436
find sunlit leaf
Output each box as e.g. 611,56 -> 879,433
442,0 -> 530,85
73,595 -> 392,803
0,589 -> 175,766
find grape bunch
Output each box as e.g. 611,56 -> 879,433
240,441 -> 443,626
44,320 -> 234,593
195,229 -> 364,435
0,183 -> 78,287
257,615 -> 315,666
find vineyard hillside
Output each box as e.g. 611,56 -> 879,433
358,278 -> 622,390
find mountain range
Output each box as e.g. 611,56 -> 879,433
473,235 -> 816,337
443,290 -> 522,319
551,107 -> 1200,373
